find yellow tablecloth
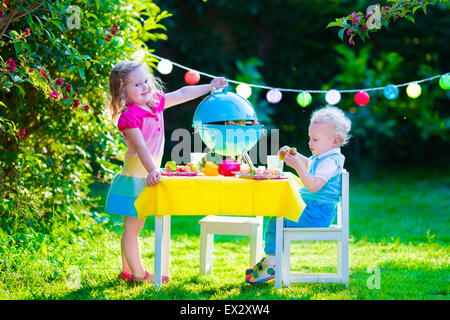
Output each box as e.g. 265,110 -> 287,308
135,172 -> 305,222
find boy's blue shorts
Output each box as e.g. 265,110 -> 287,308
264,200 -> 338,255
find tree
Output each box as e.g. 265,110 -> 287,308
0,0 -> 170,220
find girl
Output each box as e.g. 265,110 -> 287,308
105,60 -> 228,283
246,106 -> 351,284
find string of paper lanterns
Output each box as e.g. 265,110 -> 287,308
150,52 -> 449,107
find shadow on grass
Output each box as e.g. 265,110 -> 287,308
53,260 -> 448,300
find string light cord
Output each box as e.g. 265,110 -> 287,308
148,52 -> 448,94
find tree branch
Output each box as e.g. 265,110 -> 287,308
0,1 -> 42,39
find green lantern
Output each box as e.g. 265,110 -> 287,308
296,91 -> 312,107
439,74 -> 450,90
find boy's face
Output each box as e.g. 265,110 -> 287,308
308,122 -> 341,157
124,66 -> 152,107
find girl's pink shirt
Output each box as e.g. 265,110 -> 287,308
117,92 -> 165,168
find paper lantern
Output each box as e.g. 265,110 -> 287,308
439,74 -> 450,90
236,83 -> 252,99
266,89 -> 282,104
184,70 -> 200,85
354,91 -> 370,106
157,59 -> 173,75
296,92 -> 312,107
406,83 -> 421,99
383,84 -> 399,100
325,89 -> 341,105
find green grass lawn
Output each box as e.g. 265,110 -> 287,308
1,169 -> 449,300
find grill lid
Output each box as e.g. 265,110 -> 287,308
193,89 -> 258,127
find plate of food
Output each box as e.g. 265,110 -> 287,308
232,168 -> 287,180
161,161 -> 201,176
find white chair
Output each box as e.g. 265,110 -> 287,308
199,215 -> 263,275
275,170 -> 349,288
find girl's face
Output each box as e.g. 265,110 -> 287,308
124,66 -> 152,107
308,122 -> 341,157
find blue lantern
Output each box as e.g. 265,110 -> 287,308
383,84 -> 399,100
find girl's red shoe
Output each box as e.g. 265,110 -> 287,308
129,270 -> 169,284
118,271 -> 132,281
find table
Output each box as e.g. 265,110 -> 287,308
134,172 -> 306,288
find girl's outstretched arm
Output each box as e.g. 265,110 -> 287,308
164,77 -> 228,109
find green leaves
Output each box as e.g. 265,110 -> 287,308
68,65 -> 78,73
326,18 -> 345,29
77,67 -> 85,80
327,0 -> 439,45
0,0 -> 170,221
405,15 -> 415,23
143,19 -> 167,31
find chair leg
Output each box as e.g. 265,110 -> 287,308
199,226 -> 214,275
337,239 -> 349,287
342,239 -> 349,287
337,240 -> 342,278
249,223 -> 263,267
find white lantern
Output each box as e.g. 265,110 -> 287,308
325,89 -> 341,105
406,82 -> 421,99
236,83 -> 252,99
157,59 -> 173,75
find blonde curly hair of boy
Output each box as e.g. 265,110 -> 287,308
310,106 -> 352,146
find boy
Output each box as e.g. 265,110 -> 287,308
246,106 -> 351,284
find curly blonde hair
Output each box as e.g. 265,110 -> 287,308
108,61 -> 164,121
310,106 -> 352,146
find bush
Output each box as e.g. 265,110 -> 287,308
0,0 -> 170,221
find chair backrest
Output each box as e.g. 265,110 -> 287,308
337,169 -> 349,230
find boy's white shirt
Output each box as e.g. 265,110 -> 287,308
307,147 -> 341,182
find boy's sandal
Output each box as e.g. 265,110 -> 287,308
245,263 -> 276,284
129,270 -> 169,284
245,257 -> 267,275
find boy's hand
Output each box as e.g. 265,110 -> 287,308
284,153 -> 304,172
210,77 -> 228,91
279,145 -> 290,153
146,168 -> 161,186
